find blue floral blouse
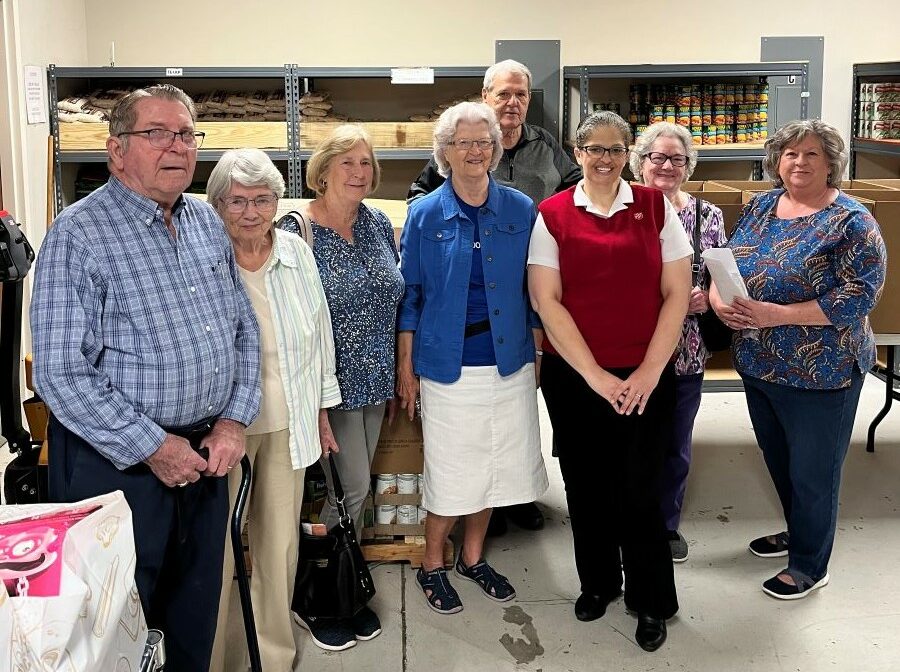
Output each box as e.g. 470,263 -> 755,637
279,203 -> 404,409
728,189 -> 886,390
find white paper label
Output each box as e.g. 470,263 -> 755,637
165,68 -> 183,77
391,67 -> 434,85
24,66 -> 46,124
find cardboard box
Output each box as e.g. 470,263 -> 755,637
371,414 -> 424,474
854,179 -> 900,190
706,180 -> 772,192
684,182 -> 745,237
863,191 -> 900,334
22,396 -> 48,442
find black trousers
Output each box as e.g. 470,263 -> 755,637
541,354 -> 679,620
48,415 -> 228,672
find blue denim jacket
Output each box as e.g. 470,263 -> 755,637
398,177 -> 539,384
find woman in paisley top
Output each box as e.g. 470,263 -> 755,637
281,125 -> 404,650
631,122 -> 727,564
710,119 -> 886,600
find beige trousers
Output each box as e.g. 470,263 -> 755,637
210,429 -> 305,672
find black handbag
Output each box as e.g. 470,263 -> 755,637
692,197 -> 733,352
292,457 -> 376,618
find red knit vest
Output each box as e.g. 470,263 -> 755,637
539,184 -> 666,368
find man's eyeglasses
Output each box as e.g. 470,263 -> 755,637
644,152 -> 689,167
578,145 -> 629,159
493,91 -> 530,102
448,139 -> 495,151
117,128 -> 206,149
220,195 -> 279,213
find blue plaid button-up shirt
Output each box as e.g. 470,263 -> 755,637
31,177 -> 261,469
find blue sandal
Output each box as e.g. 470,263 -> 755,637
454,556 -> 516,602
417,567 -> 463,614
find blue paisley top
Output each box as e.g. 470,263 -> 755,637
674,196 -> 727,376
728,189 -> 886,390
278,203 -> 404,409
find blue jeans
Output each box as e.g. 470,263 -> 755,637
661,373 -> 704,532
741,369 -> 864,580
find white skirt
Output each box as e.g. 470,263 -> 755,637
420,364 -> 548,516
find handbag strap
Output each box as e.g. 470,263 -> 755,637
692,196 -> 704,288
325,457 -> 352,528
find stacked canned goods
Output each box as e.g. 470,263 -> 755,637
625,79 -> 769,145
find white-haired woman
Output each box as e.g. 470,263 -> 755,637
710,120 -> 886,600
206,149 -> 342,668
630,122 -> 727,563
280,125 -> 404,650
397,101 -> 549,615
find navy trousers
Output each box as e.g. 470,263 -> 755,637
741,369 -> 864,581
541,354 -> 678,620
660,373 -> 704,532
48,415 -> 229,672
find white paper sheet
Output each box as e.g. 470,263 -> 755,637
701,248 -> 748,305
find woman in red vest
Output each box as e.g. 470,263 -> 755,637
528,111 -> 692,652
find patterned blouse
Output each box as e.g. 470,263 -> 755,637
728,189 -> 886,390
673,195 -> 727,376
279,203 -> 404,409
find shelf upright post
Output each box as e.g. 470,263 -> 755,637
47,64 -> 64,217
286,64 -> 301,198
579,67 -> 589,125
850,64 -> 859,178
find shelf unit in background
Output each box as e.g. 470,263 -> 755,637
562,62 -> 809,179
294,67 -> 487,198
48,65 -> 298,211
850,61 -> 900,179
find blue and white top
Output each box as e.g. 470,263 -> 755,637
282,203 -> 403,409
729,189 -> 886,389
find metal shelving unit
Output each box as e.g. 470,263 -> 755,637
562,62 -> 809,178
48,65 -> 298,209
850,61 -> 900,178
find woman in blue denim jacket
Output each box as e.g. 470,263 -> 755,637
397,102 -> 549,615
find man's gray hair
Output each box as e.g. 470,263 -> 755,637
483,59 -> 532,92
432,102 -> 503,177
763,119 -> 848,189
108,84 -> 196,145
207,148 -> 286,213
630,122 -> 699,183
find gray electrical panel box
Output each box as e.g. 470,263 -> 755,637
495,40 -> 561,140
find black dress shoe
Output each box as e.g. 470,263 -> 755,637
486,509 -> 508,537
574,589 -> 622,622
505,502 -> 545,530
635,614 -> 667,652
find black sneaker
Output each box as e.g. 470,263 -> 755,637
749,531 -> 789,558
350,606 -> 382,641
668,530 -> 688,563
293,612 -> 357,651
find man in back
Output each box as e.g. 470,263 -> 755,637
31,84 -> 261,672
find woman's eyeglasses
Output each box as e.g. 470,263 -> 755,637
220,195 -> 279,213
448,139 -> 495,151
643,152 -> 688,167
579,145 -> 629,159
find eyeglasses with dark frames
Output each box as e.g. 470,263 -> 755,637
117,128 -> 206,149
644,152 -> 688,167
578,145 -> 629,159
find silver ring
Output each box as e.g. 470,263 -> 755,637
177,481 -> 189,488
227,465 -> 233,471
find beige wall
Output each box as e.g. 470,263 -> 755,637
79,0 -> 900,143
0,0 -> 88,376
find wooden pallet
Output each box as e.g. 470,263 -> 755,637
362,537 -> 453,567
58,121 -> 287,150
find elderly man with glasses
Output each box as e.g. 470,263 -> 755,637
408,59 -> 580,536
31,84 -> 261,672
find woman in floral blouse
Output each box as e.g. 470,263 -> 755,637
280,125 -> 404,650
631,122 -> 727,564
710,119 -> 886,600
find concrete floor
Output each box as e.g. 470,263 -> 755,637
216,375 -> 900,672
4,375 -> 899,671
